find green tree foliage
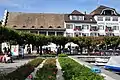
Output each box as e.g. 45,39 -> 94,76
72,37 -> 85,54
0,26 -> 120,55
50,35 -> 69,53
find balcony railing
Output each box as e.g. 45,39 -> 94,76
105,28 -> 113,32
74,28 -> 82,31
90,28 -> 98,31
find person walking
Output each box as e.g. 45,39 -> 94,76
7,48 -> 13,63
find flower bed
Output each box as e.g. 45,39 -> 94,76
35,58 -> 57,80
59,57 -> 104,80
0,58 -> 44,80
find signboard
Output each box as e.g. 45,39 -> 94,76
1,42 -> 9,53
98,22 -> 119,26
11,45 -> 19,56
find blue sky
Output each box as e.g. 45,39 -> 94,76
0,0 -> 120,20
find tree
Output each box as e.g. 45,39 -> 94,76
72,37 -> 85,54
105,36 -> 120,50
50,35 -> 69,54
0,20 -> 2,26
91,37 -> 104,51
34,34 -> 49,55
84,37 -> 92,55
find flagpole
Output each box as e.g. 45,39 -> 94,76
97,0 -> 100,6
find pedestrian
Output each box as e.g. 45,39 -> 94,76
27,46 -> 31,54
7,48 -> 13,63
3,47 -> 7,54
57,47 -> 60,56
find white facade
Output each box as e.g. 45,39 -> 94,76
64,7 -> 120,37
94,15 -> 120,36
2,6 -> 120,37
65,23 -> 98,37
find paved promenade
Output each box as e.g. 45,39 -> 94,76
56,59 -> 64,80
0,59 -> 31,74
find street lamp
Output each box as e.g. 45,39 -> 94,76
68,42 -> 71,54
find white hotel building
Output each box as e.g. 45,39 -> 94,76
2,5 -> 120,37
64,5 -> 120,37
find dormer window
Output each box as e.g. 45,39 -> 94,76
32,26 -> 35,28
49,26 -> 53,28
40,26 -> 43,28
23,26 -> 26,28
70,15 -> 84,20
72,16 -> 77,20
101,9 -> 116,15
57,26 -> 61,28
13,25 -> 17,27
103,10 -> 114,15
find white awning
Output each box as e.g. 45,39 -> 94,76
65,42 -> 78,48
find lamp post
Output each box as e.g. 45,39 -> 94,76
68,42 -> 71,54
70,43 -> 71,54
22,39 -> 26,58
78,41 -> 84,55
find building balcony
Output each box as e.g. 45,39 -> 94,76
105,28 -> 113,32
90,28 -> 98,31
73,28 -> 82,31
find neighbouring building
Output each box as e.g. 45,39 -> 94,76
91,5 -> 120,36
64,10 -> 97,37
2,5 -> 120,37
2,10 -> 65,36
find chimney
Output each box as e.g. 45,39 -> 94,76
84,11 -> 86,15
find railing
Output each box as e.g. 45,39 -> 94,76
74,28 -> 82,31
105,28 -> 113,32
90,28 -> 98,31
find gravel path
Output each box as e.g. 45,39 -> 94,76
56,59 -> 64,80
